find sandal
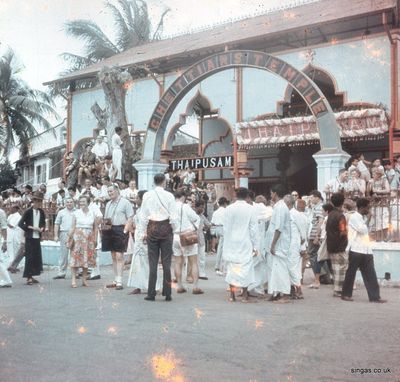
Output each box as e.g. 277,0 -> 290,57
106,282 -> 117,288
26,280 -> 33,285
192,288 -> 204,295
308,284 -> 320,289
176,287 -> 187,293
71,283 -> 77,288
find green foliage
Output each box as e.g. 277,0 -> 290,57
0,160 -> 17,192
0,49 -> 58,157
51,0 -> 169,98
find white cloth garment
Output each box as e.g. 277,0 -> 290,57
248,203 -> 272,294
266,199 -> 291,295
347,211 -> 372,254
288,209 -> 308,286
127,207 -> 161,291
6,212 -> 23,264
0,212 -> 12,286
222,200 -> 258,287
111,133 -> 123,179
32,209 -> 40,239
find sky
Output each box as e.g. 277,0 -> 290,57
0,0 -> 319,94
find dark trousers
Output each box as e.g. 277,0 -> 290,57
147,220 -> 173,298
342,251 -> 381,301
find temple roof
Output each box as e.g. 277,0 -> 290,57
44,0 -> 397,86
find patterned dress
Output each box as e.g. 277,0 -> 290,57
70,209 -> 96,268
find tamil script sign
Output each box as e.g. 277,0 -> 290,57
169,156 -> 234,171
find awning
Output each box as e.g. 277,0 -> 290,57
235,108 -> 388,149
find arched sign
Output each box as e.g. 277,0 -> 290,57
143,50 -> 343,161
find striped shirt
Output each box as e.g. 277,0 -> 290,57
309,202 -> 323,240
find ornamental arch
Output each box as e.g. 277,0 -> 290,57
143,50 -> 345,162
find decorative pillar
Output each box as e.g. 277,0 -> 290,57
160,149 -> 174,165
133,160 -> 168,190
313,151 -> 350,193
232,148 -> 253,189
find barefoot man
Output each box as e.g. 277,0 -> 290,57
222,187 -> 259,302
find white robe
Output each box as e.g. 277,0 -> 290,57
0,240 -> 12,286
6,212 -> 24,264
127,208 -> 161,291
111,133 -> 123,179
249,203 -> 272,293
288,209 -> 308,286
266,199 -> 291,295
222,200 -> 258,287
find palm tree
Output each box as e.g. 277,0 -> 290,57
0,49 -> 57,158
51,0 -> 169,97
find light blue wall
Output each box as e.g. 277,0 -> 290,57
70,36 -> 390,150
71,88 -> 105,144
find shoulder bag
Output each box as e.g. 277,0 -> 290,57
101,198 -> 121,232
179,204 -> 198,247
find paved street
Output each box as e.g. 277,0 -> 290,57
0,256 -> 399,382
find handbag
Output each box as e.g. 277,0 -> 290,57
67,236 -> 75,250
179,204 -> 199,247
317,237 -> 329,262
101,198 -> 121,232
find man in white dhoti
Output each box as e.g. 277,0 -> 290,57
266,184 -> 291,303
222,188 -> 259,302
212,197 -> 229,275
128,190 -> 161,294
285,196 -> 308,299
6,205 -> 23,270
0,204 -> 12,288
111,127 -> 123,180
248,195 -> 272,296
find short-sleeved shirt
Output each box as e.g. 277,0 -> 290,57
55,208 -> 75,232
104,197 -> 134,225
309,201 -> 324,240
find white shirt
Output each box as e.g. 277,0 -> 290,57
222,200 -> 258,263
141,187 -> 178,230
175,201 -> 200,234
183,171 -> 196,185
32,209 -> 40,239
91,142 -> 109,158
122,188 -> 138,200
325,177 -> 348,193
347,211 -> 372,254
0,209 -> 8,230
211,206 -> 226,226
55,208 -> 75,232
111,133 -> 123,150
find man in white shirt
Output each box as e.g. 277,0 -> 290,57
91,135 -> 109,160
182,168 -> 196,188
266,184 -> 291,303
211,197 -> 228,275
53,198 -> 75,279
141,173 -> 178,301
341,198 -> 386,303
222,188 -> 259,302
324,169 -> 349,196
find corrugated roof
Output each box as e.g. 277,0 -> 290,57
44,0 -> 397,85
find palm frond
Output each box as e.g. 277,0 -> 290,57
152,8 -> 170,40
106,1 -> 134,51
64,19 -> 120,58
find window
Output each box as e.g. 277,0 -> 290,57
35,162 -> 48,185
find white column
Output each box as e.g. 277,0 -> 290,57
313,151 -> 350,193
133,160 -> 168,190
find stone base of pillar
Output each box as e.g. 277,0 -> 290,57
133,160 -> 168,190
313,151 -> 350,193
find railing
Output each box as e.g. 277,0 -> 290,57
2,200 -> 138,242
325,192 -> 400,242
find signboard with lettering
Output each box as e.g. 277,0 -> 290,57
169,156 -> 234,171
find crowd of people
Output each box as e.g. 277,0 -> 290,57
0,171 -> 387,305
